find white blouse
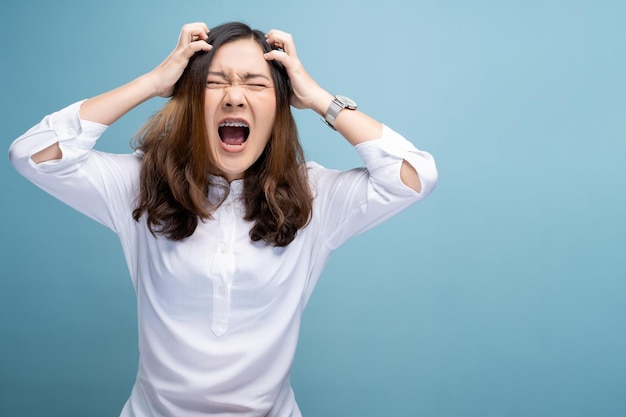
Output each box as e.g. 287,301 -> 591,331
9,100 -> 438,417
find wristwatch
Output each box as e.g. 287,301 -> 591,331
322,95 -> 358,130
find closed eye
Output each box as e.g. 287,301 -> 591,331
207,81 -> 228,89
245,83 -> 271,91
206,81 -> 272,91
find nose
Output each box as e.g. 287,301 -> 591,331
223,85 -> 247,109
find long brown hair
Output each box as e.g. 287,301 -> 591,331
132,22 -> 312,246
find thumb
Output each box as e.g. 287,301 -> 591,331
264,50 -> 288,63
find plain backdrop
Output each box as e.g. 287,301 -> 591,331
1,1 -> 625,416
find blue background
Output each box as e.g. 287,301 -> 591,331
1,0 -> 625,416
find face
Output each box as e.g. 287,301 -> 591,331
204,38 -> 277,182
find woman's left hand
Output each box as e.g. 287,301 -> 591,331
264,30 -> 332,114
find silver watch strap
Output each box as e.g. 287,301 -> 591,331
322,97 -> 344,130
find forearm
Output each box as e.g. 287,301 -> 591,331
10,101 -> 107,176
80,73 -> 158,125
309,90 -> 382,146
32,22 -> 213,164
310,91 -> 422,192
32,74 -> 158,164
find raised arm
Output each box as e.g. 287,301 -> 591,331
32,22 -> 213,163
263,30 -> 423,192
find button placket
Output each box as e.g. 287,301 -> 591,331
210,197 -> 237,336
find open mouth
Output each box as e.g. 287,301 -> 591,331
218,119 -> 250,146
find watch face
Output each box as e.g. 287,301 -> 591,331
335,95 -> 357,109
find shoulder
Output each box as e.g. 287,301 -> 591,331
86,150 -> 143,195
305,160 -> 368,200
305,160 -> 335,188
89,150 -> 142,174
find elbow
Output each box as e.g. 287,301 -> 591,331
7,137 -> 47,178
416,157 -> 438,197
8,141 -> 28,175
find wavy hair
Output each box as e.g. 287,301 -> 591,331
132,22 -> 312,246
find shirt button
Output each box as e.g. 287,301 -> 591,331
218,286 -> 225,294
67,127 -> 76,136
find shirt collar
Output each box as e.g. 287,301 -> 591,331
208,175 -> 245,204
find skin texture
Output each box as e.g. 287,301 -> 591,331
32,22 -> 421,192
204,39 -> 277,182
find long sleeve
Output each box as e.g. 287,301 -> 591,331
9,101 -> 106,174
308,124 -> 438,250
8,101 -> 141,233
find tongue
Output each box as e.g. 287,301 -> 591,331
220,126 -> 247,146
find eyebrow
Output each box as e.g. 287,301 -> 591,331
207,71 -> 272,82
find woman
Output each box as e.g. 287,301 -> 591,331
9,21 -> 437,417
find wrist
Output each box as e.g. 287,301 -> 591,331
140,72 -> 170,99
311,91 -> 335,117
321,94 -> 358,130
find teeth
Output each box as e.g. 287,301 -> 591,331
219,120 -> 249,128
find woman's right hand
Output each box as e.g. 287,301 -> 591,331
35,23 -> 213,162
78,23 -> 212,127
148,22 -> 213,97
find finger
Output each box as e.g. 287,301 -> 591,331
265,34 -> 288,50
265,29 -> 290,40
190,26 -> 210,42
182,40 -> 213,58
182,22 -> 210,35
179,22 -> 210,46
265,30 -> 296,56
263,49 -> 288,63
